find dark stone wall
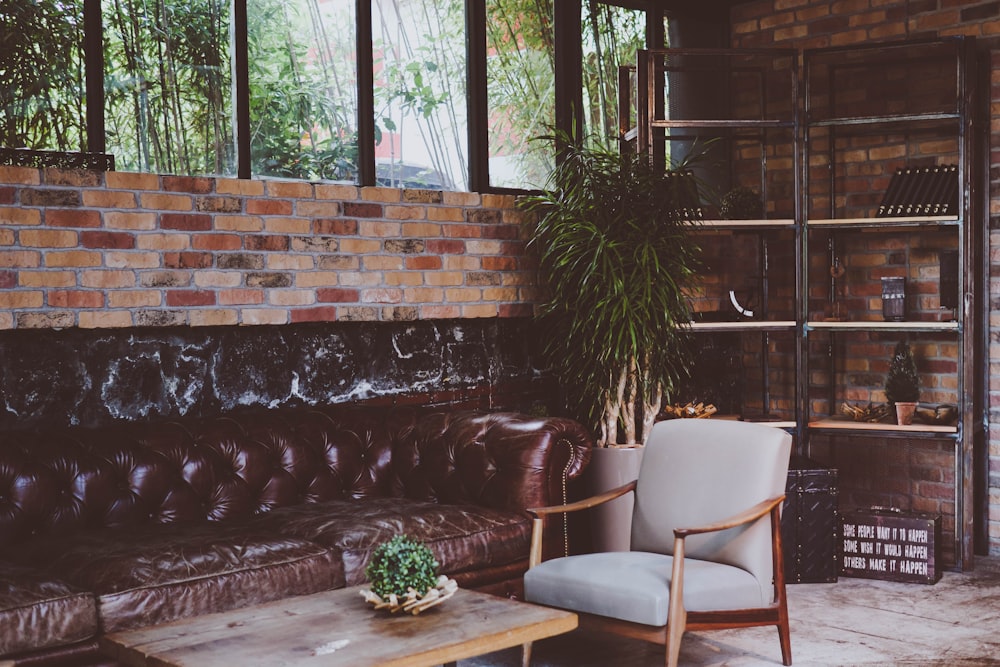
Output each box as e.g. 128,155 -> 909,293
0,318 -> 550,430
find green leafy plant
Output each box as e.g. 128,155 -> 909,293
520,135 -> 702,446
365,535 -> 440,598
720,186 -> 764,220
885,340 -> 919,404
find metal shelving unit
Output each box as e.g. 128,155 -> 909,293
625,47 -> 801,431
800,37 -> 985,569
624,39 -> 985,569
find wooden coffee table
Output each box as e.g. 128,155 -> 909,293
99,585 -> 577,667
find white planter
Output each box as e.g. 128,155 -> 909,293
588,446 -> 644,552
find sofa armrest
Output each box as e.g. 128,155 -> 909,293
392,411 -> 593,514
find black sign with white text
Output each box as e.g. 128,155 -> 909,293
840,508 -> 941,584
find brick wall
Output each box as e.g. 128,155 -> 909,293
0,167 -> 537,330
730,0 -> 1000,559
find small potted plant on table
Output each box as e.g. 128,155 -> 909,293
361,535 -> 457,614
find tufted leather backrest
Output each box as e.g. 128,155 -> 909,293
0,406 -> 591,546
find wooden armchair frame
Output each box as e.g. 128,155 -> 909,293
525,480 -> 792,667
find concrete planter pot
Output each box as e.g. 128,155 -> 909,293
587,445 -> 644,552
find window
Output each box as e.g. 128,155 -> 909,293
485,0 -> 555,190
102,0 -> 232,175
373,0 -> 467,191
1,0 -> 86,152
581,2 -> 646,150
1,0 -> 671,190
248,0 -> 358,182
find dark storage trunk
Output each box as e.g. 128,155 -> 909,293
781,456 -> 839,583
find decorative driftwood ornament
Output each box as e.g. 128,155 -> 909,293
360,575 -> 458,615
840,402 -> 891,423
659,401 -> 718,419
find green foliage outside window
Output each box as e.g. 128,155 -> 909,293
2,0 -> 660,185
0,0 -> 85,151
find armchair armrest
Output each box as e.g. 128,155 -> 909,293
527,480 -> 637,519
527,480 -> 638,568
674,494 -> 785,538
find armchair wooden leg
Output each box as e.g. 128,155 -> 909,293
771,504 -> 793,666
665,540 -> 688,667
521,640 -> 533,667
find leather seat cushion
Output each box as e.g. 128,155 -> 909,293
0,561 -> 99,656
257,497 -> 532,585
524,551 -> 767,626
3,521 -> 342,633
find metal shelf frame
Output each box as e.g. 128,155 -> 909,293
800,36 -> 985,570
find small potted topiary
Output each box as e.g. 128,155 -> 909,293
361,535 -> 457,614
885,340 -> 920,425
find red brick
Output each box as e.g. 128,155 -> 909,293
443,224 -> 482,238
164,252 -> 213,269
343,202 -> 383,218
290,306 -> 339,322
20,229 -> 77,248
44,169 -> 102,187
481,225 -> 520,240
21,189 -> 80,207
218,288 -> 264,305
314,219 -> 359,235
46,209 -> 101,228
426,239 -> 465,254
0,271 -> 15,288
81,231 -> 135,249
162,176 -> 214,193
317,288 -> 361,303
482,256 -> 517,271
49,290 -> 104,308
161,213 -> 212,231
466,209 -> 503,225
245,235 -> 290,251
0,187 -> 15,205
166,290 -> 216,307
405,256 -> 442,270
246,199 -> 293,215
192,234 -> 241,251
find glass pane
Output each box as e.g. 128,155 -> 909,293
581,2 -> 645,151
103,0 -> 233,175
373,0 -> 467,191
249,0 -> 358,183
0,0 -> 86,151
486,0 -> 554,190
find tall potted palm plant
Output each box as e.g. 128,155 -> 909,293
521,138 -> 702,550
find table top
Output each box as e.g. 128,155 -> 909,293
99,585 -> 577,667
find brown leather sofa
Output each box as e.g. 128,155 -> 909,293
0,405 -> 592,666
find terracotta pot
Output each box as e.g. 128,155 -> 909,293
894,401 -> 918,426
587,446 -> 644,552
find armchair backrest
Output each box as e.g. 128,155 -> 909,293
630,419 -> 792,591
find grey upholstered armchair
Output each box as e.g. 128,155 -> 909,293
523,418 -> 793,667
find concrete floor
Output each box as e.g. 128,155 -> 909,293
462,556 -> 1000,667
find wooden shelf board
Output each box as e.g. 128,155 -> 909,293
688,320 -> 796,331
651,118 -> 793,129
749,420 -> 797,429
807,215 -> 959,227
808,418 -> 957,434
694,219 -> 796,229
807,320 -> 959,331
808,112 -> 961,127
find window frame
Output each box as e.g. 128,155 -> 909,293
58,0 -> 668,191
